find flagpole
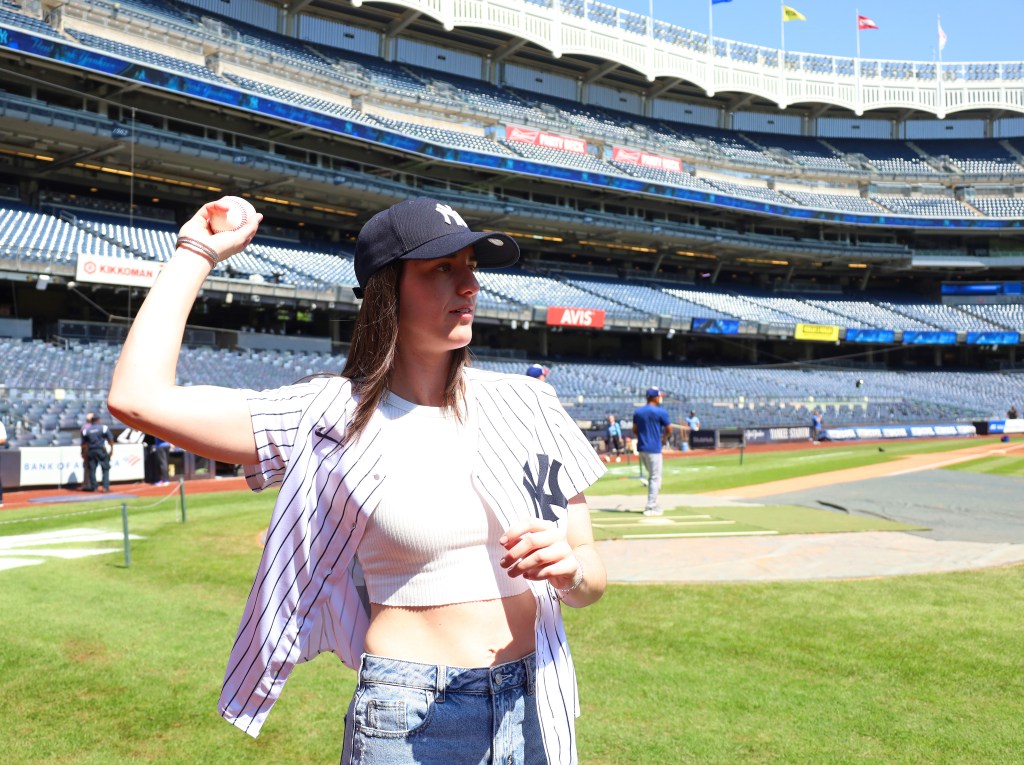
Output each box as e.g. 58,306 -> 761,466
937,14 -> 944,116
855,9 -> 861,115
709,0 -> 715,47
780,0 -> 786,106
707,0 -> 714,96
855,8 -> 861,61
708,0 -> 713,53
780,0 -> 785,54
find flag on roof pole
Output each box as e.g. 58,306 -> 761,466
937,18 -> 947,52
782,6 -> 805,22
857,15 -> 878,31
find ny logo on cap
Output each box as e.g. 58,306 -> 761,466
435,203 -> 467,228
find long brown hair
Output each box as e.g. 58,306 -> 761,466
342,261 -> 468,444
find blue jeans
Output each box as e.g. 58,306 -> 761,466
341,653 -> 546,765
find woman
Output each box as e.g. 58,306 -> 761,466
108,196 -> 607,765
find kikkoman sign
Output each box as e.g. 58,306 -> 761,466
76,253 -> 163,288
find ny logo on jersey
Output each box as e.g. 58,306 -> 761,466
522,454 -> 568,522
435,203 -> 467,228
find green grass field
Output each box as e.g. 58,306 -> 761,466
590,505 -> 922,541
943,454 -> 1024,478
1,438 -> 1021,764
588,437 -> 1004,496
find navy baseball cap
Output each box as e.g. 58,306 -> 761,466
526,364 -> 550,379
353,197 -> 520,298
646,387 -> 662,399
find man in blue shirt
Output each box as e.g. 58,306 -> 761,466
685,410 -> 701,432
632,387 -> 672,516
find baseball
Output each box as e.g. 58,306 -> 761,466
209,195 -> 256,233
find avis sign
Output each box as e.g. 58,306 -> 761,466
545,306 -> 606,329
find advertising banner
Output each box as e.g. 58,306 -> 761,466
978,420 -> 1024,435
845,328 -> 896,344
902,331 -> 958,345
612,146 -> 683,173
76,252 -> 162,288
691,318 -> 740,335
506,125 -> 587,154
822,424 -> 974,442
794,323 -> 840,342
545,306 -> 606,329
965,331 -> 1019,345
743,426 -> 812,443
690,430 -> 720,449
18,444 -> 145,487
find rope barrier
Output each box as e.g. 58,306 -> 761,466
0,483 -> 181,527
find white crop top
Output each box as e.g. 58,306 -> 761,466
355,392 -> 531,607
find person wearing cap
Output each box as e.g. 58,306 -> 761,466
108,196 -> 606,765
526,363 -> 550,382
632,387 -> 672,516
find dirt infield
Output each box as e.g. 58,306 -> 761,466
0,476 -> 251,511
593,439 -> 1024,584
702,439 -> 1024,499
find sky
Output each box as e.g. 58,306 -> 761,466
610,0 -> 1024,64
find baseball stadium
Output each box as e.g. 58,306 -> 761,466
0,0 -> 1021,762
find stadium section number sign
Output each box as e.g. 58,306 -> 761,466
545,307 -> 606,329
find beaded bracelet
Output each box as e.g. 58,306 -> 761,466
556,561 -> 585,599
175,236 -> 220,268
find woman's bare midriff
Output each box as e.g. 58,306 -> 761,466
364,590 -> 537,668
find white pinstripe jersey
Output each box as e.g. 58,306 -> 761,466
219,367 -> 606,765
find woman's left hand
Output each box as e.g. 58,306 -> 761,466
499,519 -> 581,591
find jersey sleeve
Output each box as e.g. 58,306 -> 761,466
537,384 -> 606,499
244,379 -> 330,492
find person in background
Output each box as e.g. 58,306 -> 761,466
811,409 -> 824,441
1008,404 -> 1018,420
525,363 -> 550,382
632,387 -> 672,516
685,410 -> 701,432
682,409 -> 701,450
0,417 -> 7,506
607,414 -> 624,456
144,432 -> 172,485
153,437 -> 171,485
107,196 -> 607,765
80,412 -> 114,492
